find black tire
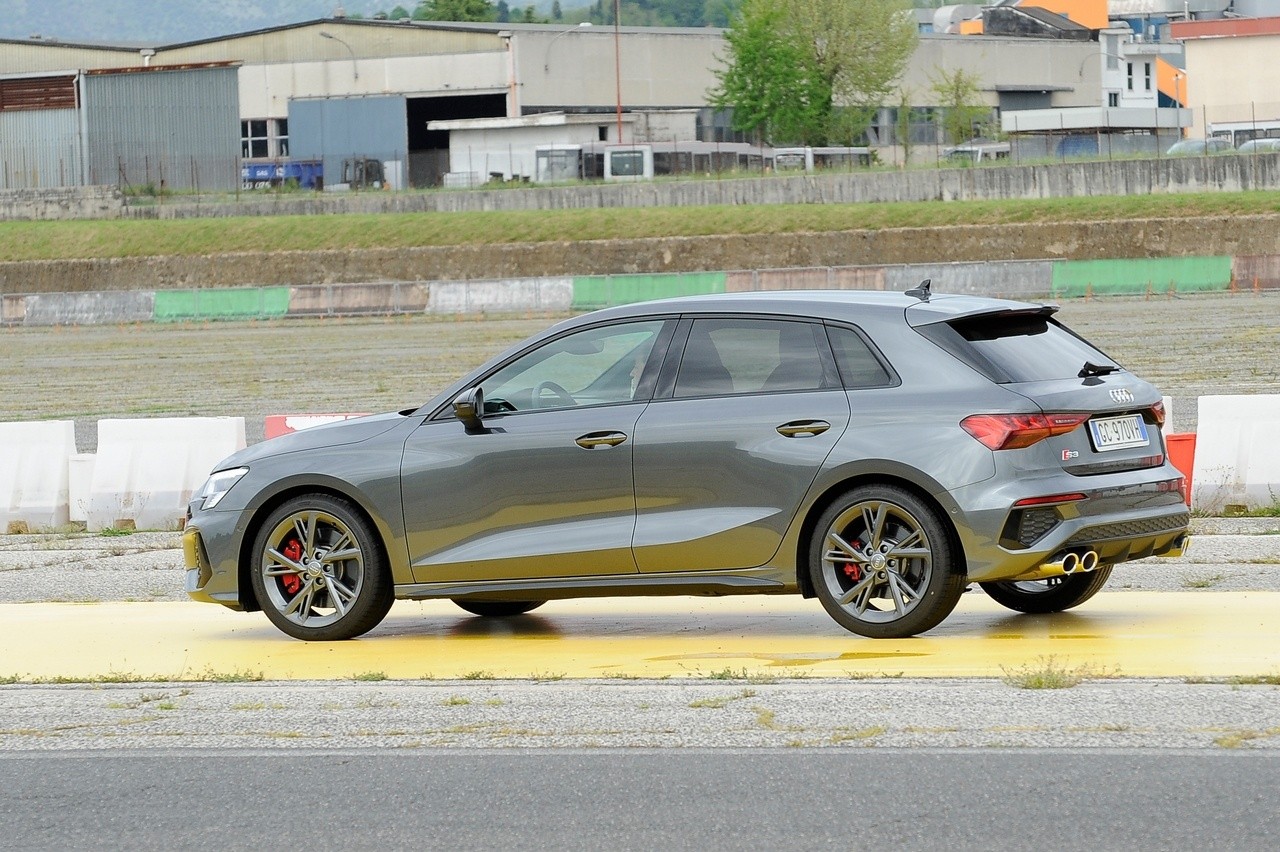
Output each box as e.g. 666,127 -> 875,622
808,485 -> 966,639
452,599 -> 546,618
979,566 -> 1113,614
250,494 -> 393,641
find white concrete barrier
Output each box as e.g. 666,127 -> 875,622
1192,395 -> 1280,512
67,454 -> 96,524
87,417 -> 246,531
0,420 -> 76,532
1162,395 -> 1174,435
428,277 -> 573,314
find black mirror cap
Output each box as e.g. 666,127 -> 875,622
453,387 -> 485,433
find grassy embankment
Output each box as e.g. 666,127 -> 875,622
1,191 -> 1279,263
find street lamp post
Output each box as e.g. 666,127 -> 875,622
543,21 -> 591,73
319,31 -> 359,82
614,0 -> 623,142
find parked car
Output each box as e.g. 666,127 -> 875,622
1236,138 -> 1280,154
184,286 -> 1190,641
1166,137 -> 1233,156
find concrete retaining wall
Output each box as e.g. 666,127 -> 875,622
5,249 -> 1278,327
113,153 -> 1280,220
0,186 -> 125,221
6,215 -> 1280,299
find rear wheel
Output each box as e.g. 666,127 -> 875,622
452,600 -> 546,617
250,494 -> 393,641
809,485 -> 966,639
980,567 -> 1113,614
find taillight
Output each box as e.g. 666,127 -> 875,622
960,413 -> 1090,451
1151,400 -> 1166,427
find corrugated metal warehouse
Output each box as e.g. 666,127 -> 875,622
0,63 -> 240,191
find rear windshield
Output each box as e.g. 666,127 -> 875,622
924,312 -> 1121,383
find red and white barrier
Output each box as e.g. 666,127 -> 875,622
264,413 -> 370,440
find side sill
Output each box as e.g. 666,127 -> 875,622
395,571 -> 791,602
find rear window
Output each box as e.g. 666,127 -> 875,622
925,313 -> 1121,383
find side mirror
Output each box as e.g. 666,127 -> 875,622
453,387 -> 485,433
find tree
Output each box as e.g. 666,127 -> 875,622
389,5 -> 411,19
552,1 -> 563,20
411,0 -> 497,21
930,67 -> 990,144
711,0 -> 917,146
496,1 -> 509,21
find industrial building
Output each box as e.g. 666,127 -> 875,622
6,1 -> 1276,191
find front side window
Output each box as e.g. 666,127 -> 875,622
674,318 -> 831,398
480,321 -> 666,413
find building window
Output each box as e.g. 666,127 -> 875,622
1108,92 -> 1120,108
1126,63 -> 1134,91
1144,63 -> 1152,92
240,118 -> 289,159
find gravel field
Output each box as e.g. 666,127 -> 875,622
3,678 -> 1280,751
3,291 -> 1277,450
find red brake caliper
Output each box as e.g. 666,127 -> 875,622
842,539 -> 863,583
281,538 -> 303,596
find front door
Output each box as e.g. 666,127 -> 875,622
401,319 -> 671,583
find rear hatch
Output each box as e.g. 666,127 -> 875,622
910,305 -> 1166,475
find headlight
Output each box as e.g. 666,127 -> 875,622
197,467 -> 248,510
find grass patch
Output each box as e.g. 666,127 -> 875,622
1001,656 -> 1097,690
461,670 -> 496,681
98,527 -> 134,537
7,191 -> 1280,263
1181,572 -> 1226,589
829,725 -> 887,744
441,696 -> 471,707
352,671 -> 388,682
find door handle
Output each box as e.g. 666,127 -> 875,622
575,431 -> 628,449
777,420 -> 831,438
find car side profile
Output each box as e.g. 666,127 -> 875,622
184,286 -> 1190,641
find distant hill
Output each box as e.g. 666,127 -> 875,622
0,0 -> 345,45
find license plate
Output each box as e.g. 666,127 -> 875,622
1088,414 -> 1149,451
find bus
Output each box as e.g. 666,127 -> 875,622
1207,119 -> 1280,149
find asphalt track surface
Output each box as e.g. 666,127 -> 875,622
3,750 -> 1279,851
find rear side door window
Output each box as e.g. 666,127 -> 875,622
673,318 -> 835,398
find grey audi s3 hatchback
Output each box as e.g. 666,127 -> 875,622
184,286 -> 1190,641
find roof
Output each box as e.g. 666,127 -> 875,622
577,290 -> 1041,326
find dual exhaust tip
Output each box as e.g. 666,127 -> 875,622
1048,550 -> 1100,575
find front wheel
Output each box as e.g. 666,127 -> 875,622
452,600 -> 546,618
979,567 -> 1113,614
809,485 -> 965,639
250,494 -> 393,641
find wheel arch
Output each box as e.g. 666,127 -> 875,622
236,483 -> 393,613
794,472 -> 968,599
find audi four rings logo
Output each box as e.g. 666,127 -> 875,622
1110,389 -> 1135,404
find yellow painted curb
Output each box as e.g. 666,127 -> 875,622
3,592 -> 1278,681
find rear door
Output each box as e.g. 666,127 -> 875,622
631,316 -> 851,573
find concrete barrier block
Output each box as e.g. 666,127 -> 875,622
22,291 -> 154,326
87,417 -> 246,531
264,413 -> 370,440
1191,395 -> 1280,512
1163,396 -> 1174,435
885,261 -> 1054,299
0,421 -> 76,531
68,454 -> 95,523
429,278 -> 572,314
